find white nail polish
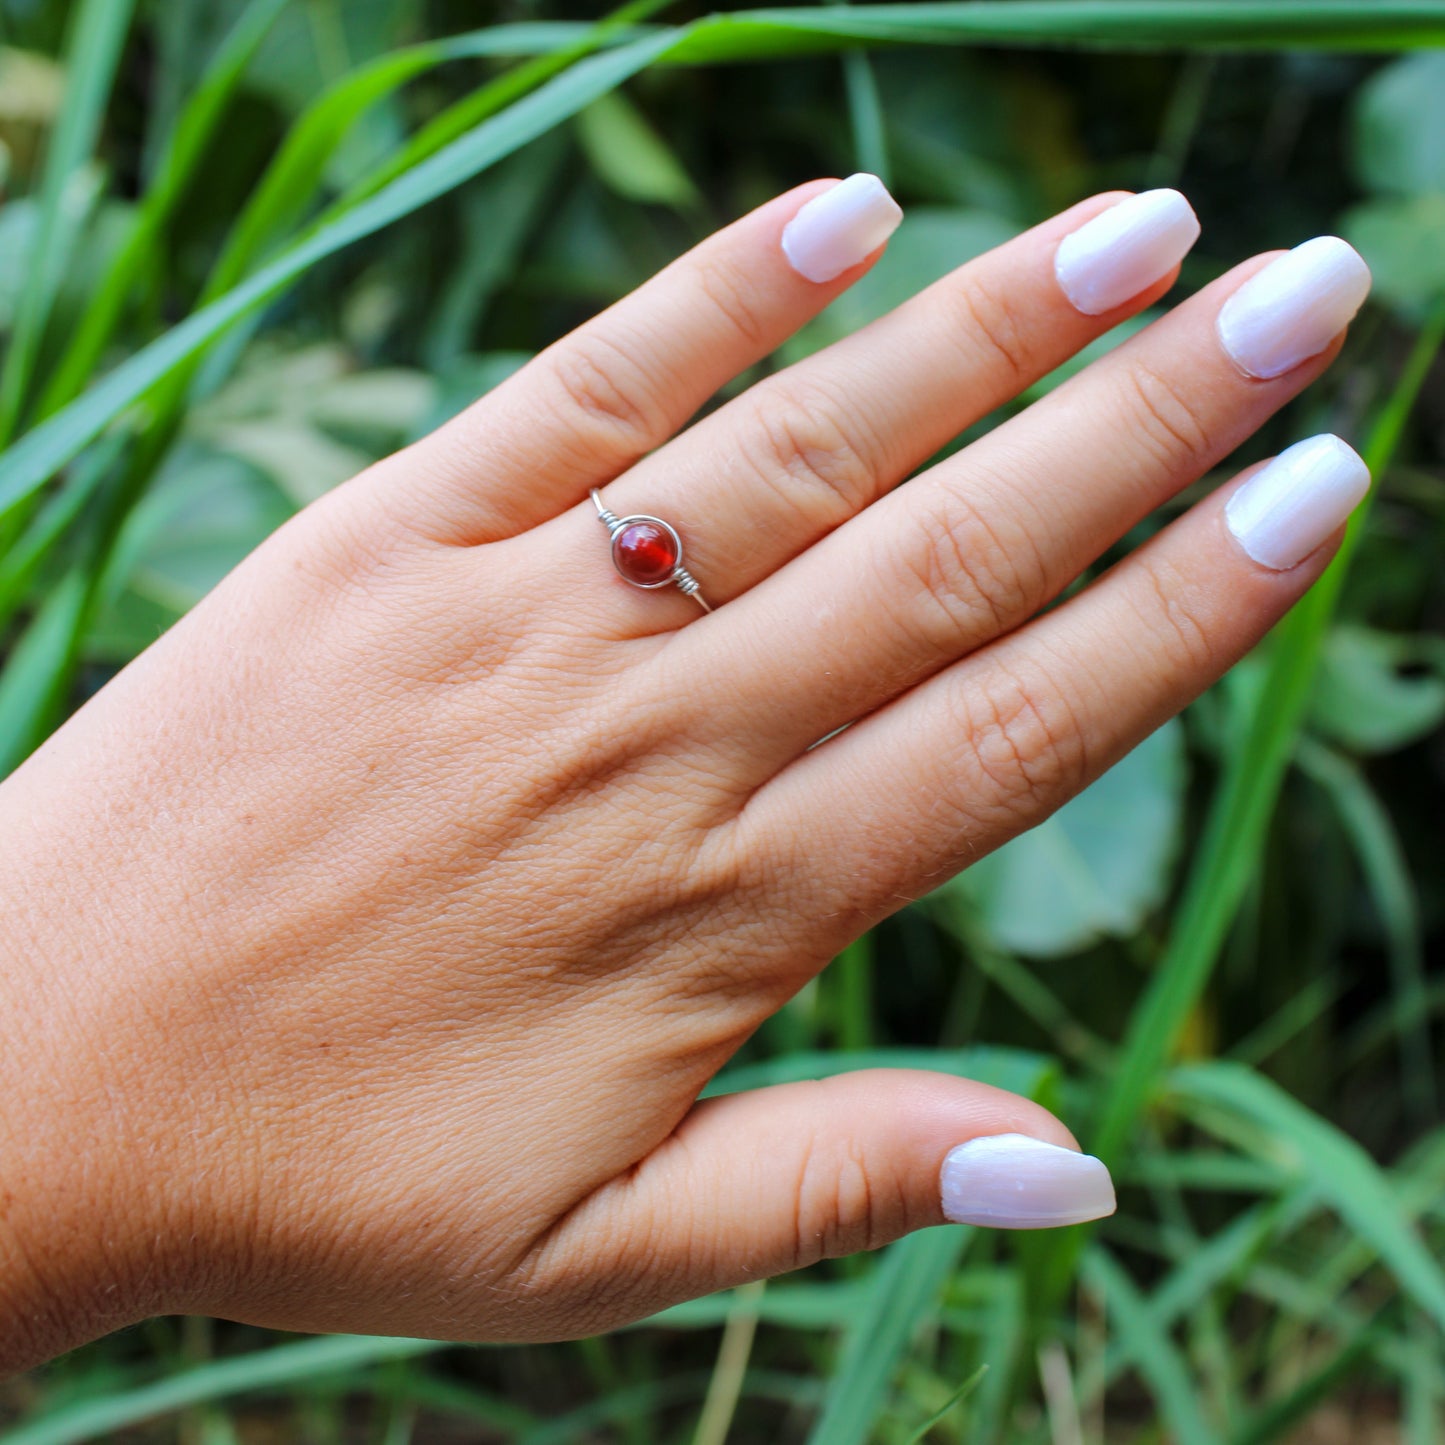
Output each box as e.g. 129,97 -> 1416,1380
1225,434 -> 1370,570
1054,189 -> 1200,315
1217,236 -> 1372,379
940,1133 -> 1116,1229
781,173 -> 903,283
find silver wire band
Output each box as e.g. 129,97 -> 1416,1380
590,488 -> 712,613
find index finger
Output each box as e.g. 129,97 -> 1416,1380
389,175 -> 903,545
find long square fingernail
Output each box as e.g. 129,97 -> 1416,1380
1054,189 -> 1200,315
940,1134 -> 1116,1229
1217,237 -> 1371,379
1225,433 -> 1370,570
781,173 -> 903,283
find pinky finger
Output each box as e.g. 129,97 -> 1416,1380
754,434 -> 1371,926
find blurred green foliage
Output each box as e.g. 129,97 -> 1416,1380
0,1 -> 1443,1441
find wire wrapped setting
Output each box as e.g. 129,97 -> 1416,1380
590,488 -> 712,613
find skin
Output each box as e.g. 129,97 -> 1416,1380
0,183 -> 1355,1371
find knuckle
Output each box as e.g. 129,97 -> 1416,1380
791,1130 -> 895,1268
899,480 -> 1046,648
741,381 -> 880,524
948,270 -> 1034,386
547,331 -> 670,460
961,660 -> 1090,826
694,252 -> 771,350
1137,555 -> 1215,678
1116,360 -> 1213,472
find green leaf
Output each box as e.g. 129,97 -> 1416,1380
577,90 -> 700,209
1343,193 -> 1445,323
936,717 -> 1186,958
410,352 -> 533,439
1310,623 -> 1445,754
1352,51 -> 1445,195
1170,1061 -> 1445,1334
308,370 -> 439,446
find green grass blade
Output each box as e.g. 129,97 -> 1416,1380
1403,1323 -> 1443,1445
1083,1247 -> 1222,1445
0,29 -> 675,519
336,0 -> 676,211
966,1269 -> 1023,1444
1229,972 -> 1340,1068
199,23 -> 612,311
690,1279 -> 767,1445
662,1 -> 1445,63
0,0 -> 137,444
422,136 -> 570,368
1297,737 -> 1435,1119
1091,304 -> 1445,1168
1170,1060 -> 1445,1333
33,0 -> 286,412
577,90 -> 701,211
702,1046 -> 1053,1100
0,568 -> 86,776
647,1280 -> 871,1331
901,1363 -> 988,1444
805,1228 -> 972,1445
1092,1195 -> 1300,1395
0,1336 -> 446,1445
831,933 -> 875,1051
1229,1328 -> 1378,1445
842,51 -> 889,183
33,0 -> 292,421
0,435 -> 124,629
516,1371 -> 820,1445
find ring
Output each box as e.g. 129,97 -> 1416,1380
590,489 -> 712,613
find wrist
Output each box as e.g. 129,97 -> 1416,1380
0,786 -> 177,1372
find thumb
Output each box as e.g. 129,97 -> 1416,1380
530,1069 -> 1115,1327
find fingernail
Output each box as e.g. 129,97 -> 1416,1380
1225,433 -> 1370,570
781,173 -> 903,283
1054,189 -> 1200,315
1217,236 -> 1371,379
940,1133 -> 1116,1229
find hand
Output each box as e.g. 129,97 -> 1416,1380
0,178 -> 1370,1368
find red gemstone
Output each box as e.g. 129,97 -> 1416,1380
612,521 -> 678,586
